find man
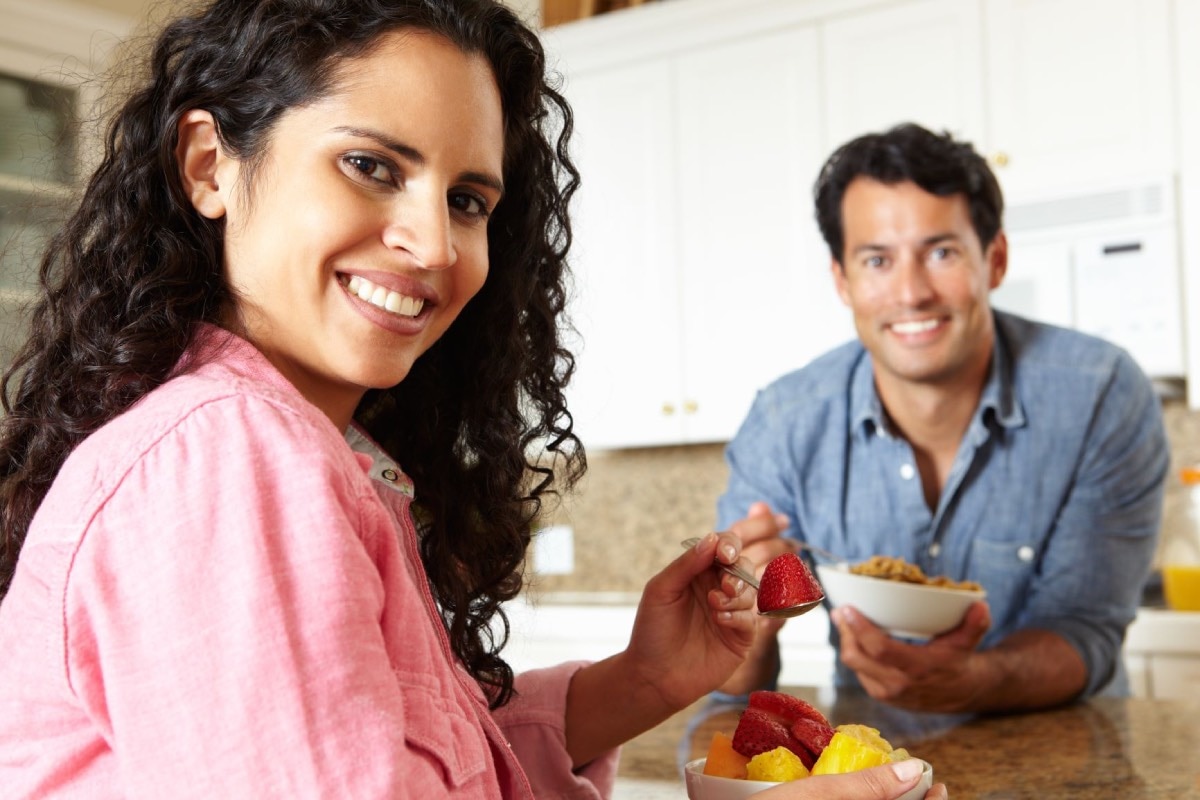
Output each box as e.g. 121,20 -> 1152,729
717,123 -> 1168,713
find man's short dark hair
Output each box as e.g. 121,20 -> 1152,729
814,122 -> 1005,264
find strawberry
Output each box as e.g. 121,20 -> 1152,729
730,707 -> 795,759
791,717 -> 836,764
747,689 -> 831,728
756,552 -> 823,613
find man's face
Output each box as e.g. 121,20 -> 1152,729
831,178 -> 1006,390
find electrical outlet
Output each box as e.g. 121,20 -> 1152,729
533,524 -> 575,575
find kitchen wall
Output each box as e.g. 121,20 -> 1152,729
530,398 -> 1200,598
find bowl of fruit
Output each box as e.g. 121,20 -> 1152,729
816,556 -> 986,639
683,690 -> 932,800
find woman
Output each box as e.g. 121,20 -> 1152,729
0,0 -> 944,797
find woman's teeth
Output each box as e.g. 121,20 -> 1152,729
891,318 -> 940,334
344,275 -> 424,318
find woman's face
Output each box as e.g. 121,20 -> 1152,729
205,30 -> 504,428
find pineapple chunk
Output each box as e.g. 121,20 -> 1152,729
810,725 -> 894,775
746,746 -> 810,782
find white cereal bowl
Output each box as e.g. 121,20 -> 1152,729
684,757 -> 933,800
816,563 -> 985,640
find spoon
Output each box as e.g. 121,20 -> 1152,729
681,537 -> 824,618
794,540 -> 850,567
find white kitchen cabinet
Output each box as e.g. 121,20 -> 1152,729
984,0 -> 1174,201
821,0 -> 1175,200
821,0 -> 987,148
674,27 -> 845,444
561,60 -> 682,448
556,18 -> 846,449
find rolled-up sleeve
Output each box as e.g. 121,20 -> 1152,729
493,662 -> 619,799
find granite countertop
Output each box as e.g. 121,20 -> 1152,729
615,686 -> 1200,799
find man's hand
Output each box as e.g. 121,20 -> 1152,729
832,600 -> 992,712
730,501 -> 796,571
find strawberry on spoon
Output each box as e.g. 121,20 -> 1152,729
756,552 -> 825,618
679,538 -> 825,619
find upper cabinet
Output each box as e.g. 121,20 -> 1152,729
560,59 -> 682,448
984,0 -> 1174,200
550,9 -> 849,450
673,27 -> 842,445
822,0 -> 986,149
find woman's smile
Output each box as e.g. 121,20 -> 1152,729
340,273 -> 428,319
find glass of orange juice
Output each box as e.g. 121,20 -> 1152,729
1163,564 -> 1200,611
1166,469 -> 1200,611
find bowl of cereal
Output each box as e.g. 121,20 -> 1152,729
816,556 -> 985,639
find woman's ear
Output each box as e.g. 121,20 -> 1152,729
176,109 -> 233,220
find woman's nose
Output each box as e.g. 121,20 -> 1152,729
382,195 -> 457,270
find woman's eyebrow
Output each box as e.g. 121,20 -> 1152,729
332,125 -> 504,196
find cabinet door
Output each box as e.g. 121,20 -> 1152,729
822,0 -> 986,149
675,25 -> 846,444
561,60 -> 684,449
984,0 -> 1173,198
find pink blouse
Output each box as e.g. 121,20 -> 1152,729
0,325 -> 618,798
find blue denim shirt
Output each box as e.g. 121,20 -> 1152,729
717,310 -> 1168,698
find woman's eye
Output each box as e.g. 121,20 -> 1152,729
450,191 -> 490,220
344,154 -> 395,185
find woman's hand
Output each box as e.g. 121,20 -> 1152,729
753,760 -> 948,800
624,530 -> 759,711
563,531 -> 757,765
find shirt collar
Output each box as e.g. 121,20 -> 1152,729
850,314 -> 1027,441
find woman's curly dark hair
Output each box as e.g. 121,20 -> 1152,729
0,0 -> 585,709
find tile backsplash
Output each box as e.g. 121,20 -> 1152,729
527,398 -> 1200,599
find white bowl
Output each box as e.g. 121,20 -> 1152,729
684,757 -> 933,800
816,563 -> 985,640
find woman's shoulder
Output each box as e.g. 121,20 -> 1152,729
54,343 -> 354,516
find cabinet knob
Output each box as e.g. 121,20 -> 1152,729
683,400 -> 699,414
662,402 -> 676,416
989,151 -> 1010,168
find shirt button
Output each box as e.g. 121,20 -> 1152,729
1017,545 -> 1034,562
899,463 -> 916,480
928,543 -> 941,557
381,468 -> 399,483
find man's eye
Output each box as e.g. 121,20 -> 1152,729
345,154 -> 394,185
931,246 -> 954,261
864,255 -> 885,269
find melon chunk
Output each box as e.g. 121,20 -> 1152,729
702,731 -> 750,779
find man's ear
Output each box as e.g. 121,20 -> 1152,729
831,256 -> 851,306
986,231 -> 1008,290
175,109 -> 231,220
